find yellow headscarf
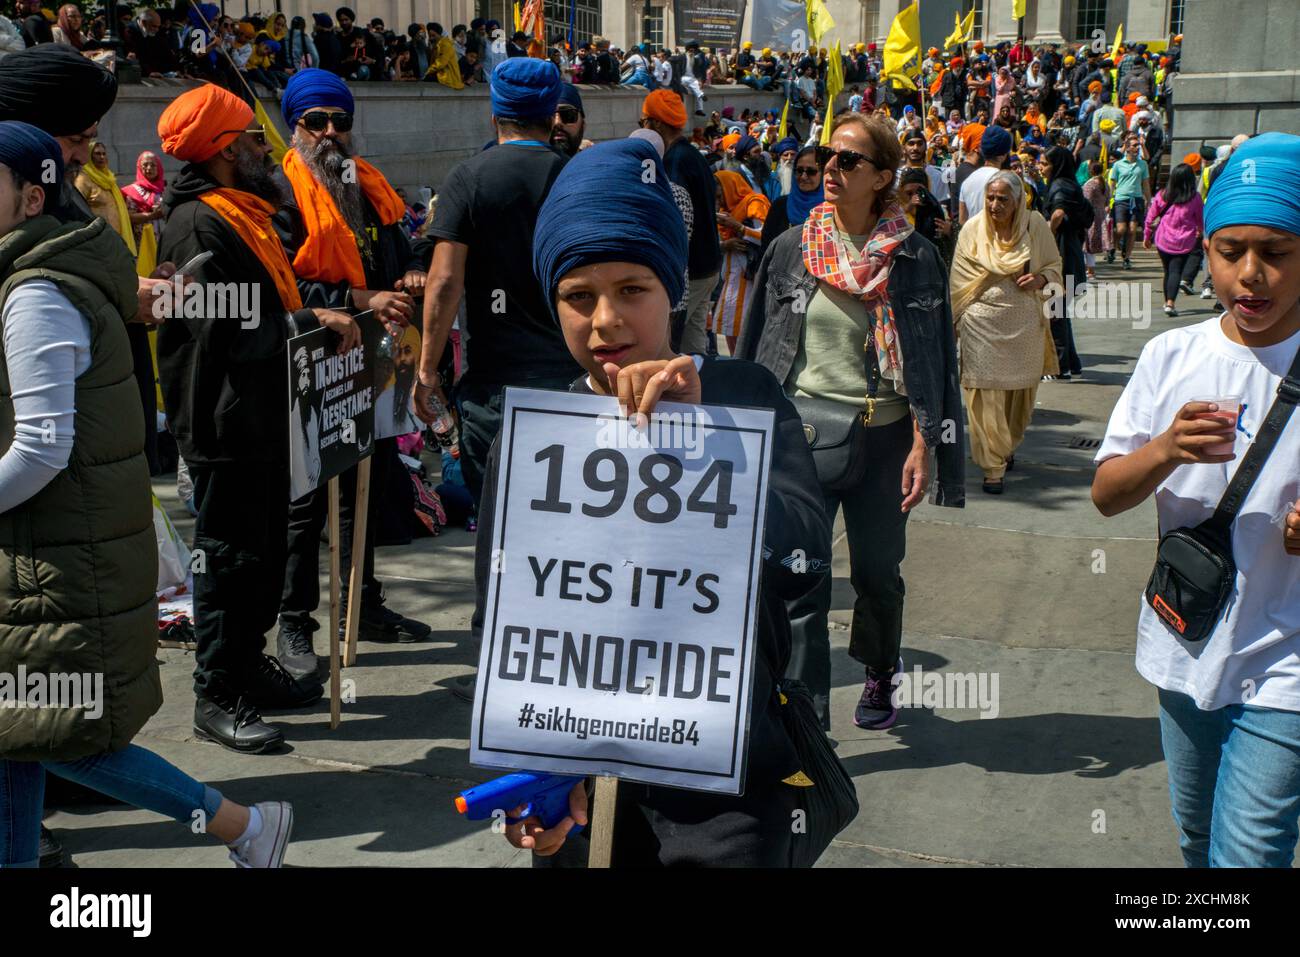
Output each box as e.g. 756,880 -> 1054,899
949,172 -> 1061,320
79,141 -> 136,257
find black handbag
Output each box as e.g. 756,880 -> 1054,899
1145,344 -> 1300,643
793,332 -> 881,491
778,679 -> 859,868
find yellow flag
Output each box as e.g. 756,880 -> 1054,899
945,8 -> 974,50
1012,0 -> 1027,20
1109,23 -> 1124,63
254,98 -> 288,164
806,0 -> 835,47
513,2 -> 521,31
1100,138 -> 1109,177
882,1 -> 921,86
778,98 -> 789,139
820,40 -> 845,144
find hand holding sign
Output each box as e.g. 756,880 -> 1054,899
313,308 -> 360,353
604,354 -> 702,421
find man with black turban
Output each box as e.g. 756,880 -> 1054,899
0,44 -> 177,474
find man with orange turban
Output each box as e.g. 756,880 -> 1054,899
641,88 -> 718,354
155,82 -> 359,754
273,68 -> 431,676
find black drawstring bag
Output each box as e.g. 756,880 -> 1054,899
778,679 -> 859,867
1145,344 -> 1300,643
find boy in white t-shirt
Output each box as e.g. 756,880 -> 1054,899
1092,133 -> 1300,868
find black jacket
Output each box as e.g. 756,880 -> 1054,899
472,357 -> 833,786
156,165 -> 319,466
736,227 -> 967,508
940,68 -> 966,111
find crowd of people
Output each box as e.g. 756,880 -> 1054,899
0,19 -> 1298,872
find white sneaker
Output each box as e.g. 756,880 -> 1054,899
1200,286 -> 1214,300
229,801 -> 294,868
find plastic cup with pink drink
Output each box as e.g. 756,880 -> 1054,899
1193,396 -> 1241,456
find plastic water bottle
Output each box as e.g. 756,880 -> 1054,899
425,389 -> 459,453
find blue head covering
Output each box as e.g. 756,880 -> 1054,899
980,124 -> 1012,157
1203,133 -> 1300,238
533,139 -> 686,317
785,146 -> 823,227
490,58 -> 561,122
262,39 -> 281,53
188,2 -> 218,29
556,82 -> 584,115
0,121 -> 62,209
282,67 -> 355,128
773,136 -> 800,155
733,134 -> 758,156
312,12 -> 333,28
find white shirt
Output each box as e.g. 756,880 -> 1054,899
1096,316 -> 1300,712
959,166 -> 999,220
653,58 -> 671,86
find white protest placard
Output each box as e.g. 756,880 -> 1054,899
470,387 -> 774,795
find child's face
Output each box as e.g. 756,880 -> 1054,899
1206,225 -> 1300,339
555,261 -> 673,392
901,182 -> 923,210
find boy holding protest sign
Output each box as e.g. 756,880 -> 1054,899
473,139 -> 835,866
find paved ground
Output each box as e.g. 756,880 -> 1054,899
46,248 -> 1210,867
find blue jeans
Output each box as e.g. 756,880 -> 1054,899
1157,688 -> 1300,867
0,745 -> 224,868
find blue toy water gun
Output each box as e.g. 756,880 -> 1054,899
455,772 -> 585,835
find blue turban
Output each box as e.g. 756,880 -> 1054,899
490,58 -> 561,122
486,18 -> 500,29
282,67 -> 355,128
733,134 -> 758,155
1204,133 -> 1300,238
980,124 -> 1012,157
262,39 -> 281,53
0,120 -> 62,208
773,136 -> 800,155
312,12 -> 332,28
533,139 -> 687,317
556,82 -> 584,115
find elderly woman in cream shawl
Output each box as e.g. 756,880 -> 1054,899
950,170 -> 1062,494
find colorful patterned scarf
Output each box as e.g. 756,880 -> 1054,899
801,200 -> 914,386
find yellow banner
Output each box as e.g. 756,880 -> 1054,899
882,1 -> 921,86
820,40 -> 845,145
806,0 -> 835,46
254,98 -> 287,164
1012,0 -> 1027,20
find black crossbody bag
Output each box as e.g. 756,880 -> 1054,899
793,334 -> 881,491
1145,344 -> 1300,643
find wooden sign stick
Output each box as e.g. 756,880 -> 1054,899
587,776 -> 619,869
343,456 -> 372,669
327,476 -> 342,730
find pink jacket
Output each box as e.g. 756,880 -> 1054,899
1144,191 -> 1203,255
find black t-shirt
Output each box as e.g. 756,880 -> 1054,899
21,13 -> 52,46
664,138 -> 721,280
427,142 -> 580,385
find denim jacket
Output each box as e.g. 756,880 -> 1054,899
735,226 -> 967,508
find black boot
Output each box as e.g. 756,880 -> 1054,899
194,696 -> 285,753
39,826 -> 64,868
276,619 -> 319,680
245,654 -> 323,710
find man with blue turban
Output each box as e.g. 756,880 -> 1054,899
417,56 -> 580,538
480,138 -> 832,867
549,82 -> 585,157
273,68 -> 432,673
1093,132 -> 1300,869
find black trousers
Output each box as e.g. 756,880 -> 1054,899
1159,249 -> 1194,303
533,778 -> 800,868
279,436 -> 398,630
127,324 -> 159,475
190,463 -> 289,699
787,415 -> 913,728
456,374 -> 578,510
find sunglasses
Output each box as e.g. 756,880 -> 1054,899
556,105 -> 581,124
795,166 -> 820,177
211,126 -> 267,146
299,110 -> 354,133
815,146 -> 879,173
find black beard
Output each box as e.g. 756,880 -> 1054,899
550,126 -> 582,156
231,146 -> 283,204
298,134 -> 367,239
744,154 -> 770,182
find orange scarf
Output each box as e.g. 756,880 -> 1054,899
282,148 -> 405,288
714,169 -> 770,239
198,189 -> 303,311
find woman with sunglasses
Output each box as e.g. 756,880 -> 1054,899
759,145 -> 823,258
738,112 -> 965,731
